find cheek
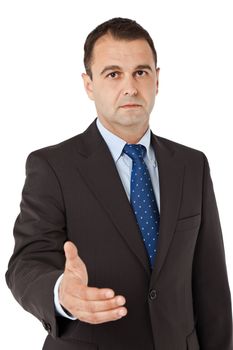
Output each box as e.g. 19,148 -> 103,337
93,86 -> 116,111
93,86 -> 105,103
145,82 -> 157,100
141,82 -> 156,102
91,78 -> 120,115
102,86 -> 118,103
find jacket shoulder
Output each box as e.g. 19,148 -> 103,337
154,134 -> 209,172
156,134 -> 206,159
25,132 -> 84,165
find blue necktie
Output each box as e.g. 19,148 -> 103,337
123,144 -> 160,268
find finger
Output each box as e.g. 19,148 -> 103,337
77,306 -> 128,324
75,284 -> 115,301
76,295 -> 126,313
60,293 -> 125,317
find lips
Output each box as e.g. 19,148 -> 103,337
120,104 -> 141,108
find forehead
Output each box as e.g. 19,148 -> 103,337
91,34 -> 155,69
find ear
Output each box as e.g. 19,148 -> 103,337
155,67 -> 160,95
81,73 -> 94,100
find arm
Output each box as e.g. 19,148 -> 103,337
192,154 -> 233,349
5,151 -> 67,337
5,151 -> 127,338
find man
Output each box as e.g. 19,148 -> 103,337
6,17 -> 233,350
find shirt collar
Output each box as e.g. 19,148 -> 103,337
96,118 -> 156,165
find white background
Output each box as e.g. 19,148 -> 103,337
1,0 -> 233,348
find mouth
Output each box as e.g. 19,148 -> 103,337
120,104 -> 142,109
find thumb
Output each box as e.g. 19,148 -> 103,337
64,241 -> 80,270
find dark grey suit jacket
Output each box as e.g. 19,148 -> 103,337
6,119 -> 233,349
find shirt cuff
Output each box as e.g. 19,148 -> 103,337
54,273 -> 77,320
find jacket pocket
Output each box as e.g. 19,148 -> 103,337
186,327 -> 200,350
175,214 -> 201,232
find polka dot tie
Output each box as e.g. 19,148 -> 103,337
123,144 -> 160,268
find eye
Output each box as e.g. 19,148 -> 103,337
135,70 -> 147,77
106,71 -> 120,79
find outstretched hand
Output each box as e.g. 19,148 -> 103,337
58,241 -> 127,324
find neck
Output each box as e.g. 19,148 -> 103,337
98,119 -> 149,144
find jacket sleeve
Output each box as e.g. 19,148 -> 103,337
5,151 -> 69,338
192,153 -> 233,349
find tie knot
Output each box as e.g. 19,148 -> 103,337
123,144 -> 146,161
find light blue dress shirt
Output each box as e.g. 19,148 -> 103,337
54,118 -> 160,319
96,118 -> 160,210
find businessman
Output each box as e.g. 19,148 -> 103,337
6,17 -> 233,350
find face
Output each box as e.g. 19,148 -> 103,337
82,34 -> 160,138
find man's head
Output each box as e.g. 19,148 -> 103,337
84,17 -> 158,80
82,18 -> 160,142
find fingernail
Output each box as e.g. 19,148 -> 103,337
117,296 -> 125,305
106,290 -> 114,298
119,308 -> 127,317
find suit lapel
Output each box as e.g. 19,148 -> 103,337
74,121 -> 185,282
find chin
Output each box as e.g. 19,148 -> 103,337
120,114 -> 148,126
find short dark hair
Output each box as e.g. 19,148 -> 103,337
84,17 -> 157,79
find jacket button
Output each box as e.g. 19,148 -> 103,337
41,319 -> 52,333
149,289 -> 157,300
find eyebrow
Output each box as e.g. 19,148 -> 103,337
100,64 -> 153,76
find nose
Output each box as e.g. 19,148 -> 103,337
122,76 -> 138,96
